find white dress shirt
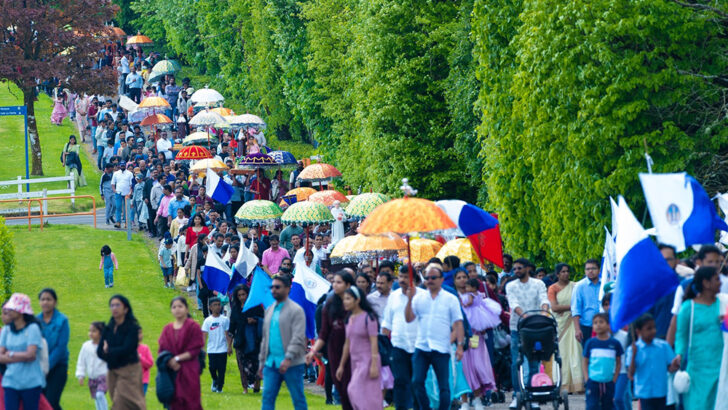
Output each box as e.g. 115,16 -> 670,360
367,290 -> 390,322
411,289 -> 463,354
111,169 -> 133,196
382,287 -> 425,353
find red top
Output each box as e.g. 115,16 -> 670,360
158,318 -> 204,410
185,225 -> 210,249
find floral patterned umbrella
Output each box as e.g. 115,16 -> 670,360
281,201 -> 334,225
279,187 -> 317,208
308,190 -> 350,208
435,238 -> 480,264
235,200 -> 283,226
297,163 -> 342,183
345,193 -> 390,220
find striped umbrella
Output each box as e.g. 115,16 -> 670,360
268,151 -> 297,166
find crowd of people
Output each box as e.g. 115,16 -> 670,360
20,37 -> 727,410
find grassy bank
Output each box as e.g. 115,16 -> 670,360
11,224 -> 325,409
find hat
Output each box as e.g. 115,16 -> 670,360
4,293 -> 33,315
119,161 -> 126,167
164,238 -> 173,245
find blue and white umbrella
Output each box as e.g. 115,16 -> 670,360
268,150 -> 297,166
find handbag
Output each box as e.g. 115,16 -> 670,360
493,326 -> 511,349
673,301 -> 693,394
175,267 -> 189,287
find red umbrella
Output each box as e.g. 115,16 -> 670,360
297,163 -> 342,183
140,114 -> 172,126
175,146 -> 213,161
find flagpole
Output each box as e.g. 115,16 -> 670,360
642,138 -> 653,225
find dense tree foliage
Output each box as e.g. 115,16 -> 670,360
118,0 -> 728,264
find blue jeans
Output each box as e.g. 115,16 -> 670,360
391,347 -> 419,410
510,330 -> 539,393
585,379 -> 614,410
4,386 -> 41,410
104,193 -> 115,223
262,364 -> 307,410
104,266 -> 114,286
115,193 -> 126,224
97,145 -> 105,169
412,349 -> 450,410
613,373 -> 631,410
91,125 -> 97,148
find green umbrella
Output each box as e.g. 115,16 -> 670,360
148,59 -> 181,82
235,200 -> 283,226
345,192 -> 390,220
281,201 -> 334,225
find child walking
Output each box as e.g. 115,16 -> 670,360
98,245 -> 118,288
76,321 -> 109,410
159,238 -> 175,288
137,328 -> 154,395
582,313 -> 623,410
627,314 -> 679,410
201,297 -> 232,393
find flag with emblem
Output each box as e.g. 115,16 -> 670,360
291,263 -> 332,339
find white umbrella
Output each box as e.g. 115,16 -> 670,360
189,87 -> 224,105
228,113 -> 266,129
118,95 -> 138,112
189,110 -> 228,127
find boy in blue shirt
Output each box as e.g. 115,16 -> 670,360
583,313 -> 623,409
158,238 -> 175,288
627,313 -> 679,410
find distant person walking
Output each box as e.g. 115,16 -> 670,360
37,289 -> 70,410
99,245 -> 118,288
259,275 -> 308,410
97,295 -> 146,410
158,296 -> 204,410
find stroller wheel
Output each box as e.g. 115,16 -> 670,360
561,391 -> 569,410
515,392 -> 524,410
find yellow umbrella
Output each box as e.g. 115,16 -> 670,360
211,107 -> 234,116
190,159 -> 228,172
330,234 -> 405,261
435,238 -> 480,264
401,238 -> 444,264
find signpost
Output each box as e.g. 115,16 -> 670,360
0,106 -> 30,192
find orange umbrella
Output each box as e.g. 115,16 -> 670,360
126,34 -> 153,46
279,187 -> 317,207
308,190 -> 350,207
175,146 -> 212,161
297,163 -> 342,183
359,179 -> 456,285
401,238 -> 444,264
211,107 -> 234,116
140,113 -> 172,126
138,96 -> 171,109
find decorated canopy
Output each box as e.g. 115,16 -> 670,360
308,190 -> 349,207
402,238 -> 444,264
175,146 -> 212,161
345,193 -> 390,220
281,201 -> 334,224
238,153 -> 277,169
330,233 -> 406,263
235,200 -> 283,226
268,151 -> 297,166
359,196 -> 456,236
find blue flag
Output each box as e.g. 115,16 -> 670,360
242,267 -> 275,312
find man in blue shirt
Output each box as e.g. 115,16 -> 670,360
258,275 -> 308,410
167,187 -> 190,226
571,258 -> 601,347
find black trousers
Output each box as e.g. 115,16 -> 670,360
209,352 -> 228,390
147,204 -> 157,236
44,362 -> 68,410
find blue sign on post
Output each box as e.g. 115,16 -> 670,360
0,105 -> 30,191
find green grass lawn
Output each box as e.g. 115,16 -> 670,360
10,224 -> 326,409
0,83 -> 100,214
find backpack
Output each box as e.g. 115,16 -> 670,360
365,315 -> 392,367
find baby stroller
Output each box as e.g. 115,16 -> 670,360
514,311 -> 568,410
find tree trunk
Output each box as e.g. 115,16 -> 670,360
23,88 -> 43,176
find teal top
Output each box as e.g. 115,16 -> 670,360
0,323 -> 46,390
675,299 -> 723,410
265,302 -> 286,368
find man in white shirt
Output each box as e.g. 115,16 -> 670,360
505,258 -> 549,409
156,132 -> 173,160
367,271 -> 393,321
383,268 -> 425,410
111,162 -> 134,228
119,51 -> 130,94
405,264 -> 464,410
125,70 -> 143,103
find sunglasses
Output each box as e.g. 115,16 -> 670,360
424,275 -> 441,281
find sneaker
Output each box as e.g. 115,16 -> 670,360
186,286 -> 193,292
110,283 -> 114,288
509,398 -> 518,409
211,385 -> 217,393
529,403 -> 540,409
105,284 -> 109,288
459,402 -> 470,410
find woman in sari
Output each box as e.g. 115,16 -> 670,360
61,135 -> 87,187
74,94 -> 89,142
50,86 -> 67,126
547,263 -> 584,393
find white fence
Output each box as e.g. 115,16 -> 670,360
0,176 -> 75,215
